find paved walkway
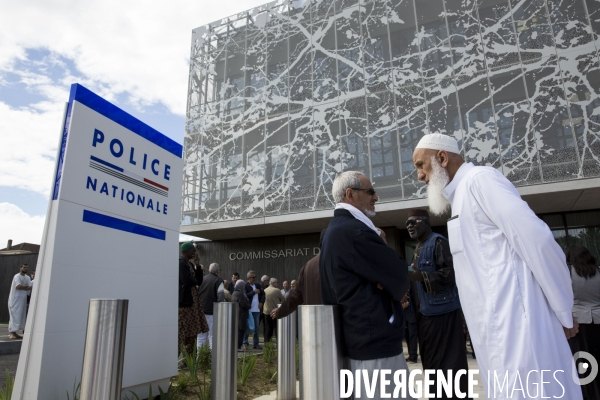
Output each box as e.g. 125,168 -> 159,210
253,346 -> 486,399
0,325 -> 20,390
0,324 -> 22,356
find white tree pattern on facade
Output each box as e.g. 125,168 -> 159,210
182,0 -> 600,225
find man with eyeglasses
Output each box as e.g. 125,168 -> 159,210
320,171 -> 413,400
406,208 -> 469,399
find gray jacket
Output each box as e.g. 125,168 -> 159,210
571,265 -> 600,324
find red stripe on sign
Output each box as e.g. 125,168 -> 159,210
144,178 -> 169,191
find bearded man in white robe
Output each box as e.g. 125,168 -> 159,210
412,134 -> 582,400
8,263 -> 33,339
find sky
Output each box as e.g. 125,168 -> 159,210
0,0 -> 271,247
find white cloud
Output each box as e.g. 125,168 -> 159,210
0,202 -> 207,247
0,0 -> 271,241
0,0 -> 271,115
0,101 -> 65,197
0,0 -> 270,199
0,202 -> 46,246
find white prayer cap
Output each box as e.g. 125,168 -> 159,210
415,133 -> 460,154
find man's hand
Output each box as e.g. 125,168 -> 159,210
401,292 -> 410,309
254,288 -> 260,294
259,302 -> 263,310
564,320 -> 579,339
408,265 -> 424,282
379,229 -> 388,245
270,309 -> 278,319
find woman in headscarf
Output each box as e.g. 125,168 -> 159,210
232,279 -> 250,351
178,242 -> 209,357
566,245 -> 600,400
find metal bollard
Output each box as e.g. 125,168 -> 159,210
277,311 -> 297,400
80,299 -> 128,400
211,302 -> 238,400
299,305 -> 344,400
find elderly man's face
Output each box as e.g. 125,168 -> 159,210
406,216 -> 431,240
283,281 -> 289,290
412,148 -> 452,216
346,175 -> 378,217
412,148 -> 437,184
291,280 -> 297,289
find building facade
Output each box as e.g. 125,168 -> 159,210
182,0 -> 600,277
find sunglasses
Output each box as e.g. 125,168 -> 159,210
350,187 -> 376,196
406,218 -> 428,227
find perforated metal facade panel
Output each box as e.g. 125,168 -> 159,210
182,0 -> 600,225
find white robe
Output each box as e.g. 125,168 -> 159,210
8,273 -> 31,333
442,163 -> 582,400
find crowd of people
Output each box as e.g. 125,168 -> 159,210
174,132 -> 600,399
177,249 -> 301,355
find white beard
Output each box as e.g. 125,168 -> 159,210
427,156 -> 451,217
364,209 -> 376,218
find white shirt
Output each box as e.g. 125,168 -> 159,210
442,162 -> 581,400
249,283 -> 260,312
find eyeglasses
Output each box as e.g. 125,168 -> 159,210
249,276 -> 256,279
406,218 -> 428,227
350,187 -> 376,196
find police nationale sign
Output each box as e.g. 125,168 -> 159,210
14,84 -> 183,398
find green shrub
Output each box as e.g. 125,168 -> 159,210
124,383 -> 172,400
266,366 -> 277,383
263,341 -> 276,364
197,343 -> 212,375
196,376 -> 210,400
0,370 -> 14,400
172,373 -> 191,393
237,353 -> 257,385
181,344 -> 200,385
66,380 -> 80,400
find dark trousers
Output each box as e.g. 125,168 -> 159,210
404,309 -> 418,360
265,314 -> 277,343
418,309 -> 470,399
238,329 -> 245,350
260,312 -> 266,336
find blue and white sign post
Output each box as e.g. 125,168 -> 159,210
13,84 -> 183,399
